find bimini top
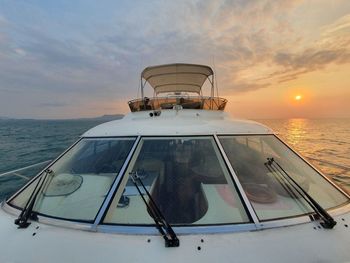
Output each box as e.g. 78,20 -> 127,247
130,63 -> 225,112
141,63 -> 214,95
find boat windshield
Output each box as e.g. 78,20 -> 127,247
103,137 -> 250,225
7,135 -> 348,226
219,135 -> 349,221
9,138 -> 136,222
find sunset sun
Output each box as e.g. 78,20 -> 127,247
295,95 -> 302,101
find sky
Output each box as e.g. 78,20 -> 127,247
0,0 -> 349,119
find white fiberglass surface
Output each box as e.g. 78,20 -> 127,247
10,138 -> 135,222
104,137 -> 250,225
219,135 -> 349,221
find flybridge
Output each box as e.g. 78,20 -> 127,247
128,63 -> 227,112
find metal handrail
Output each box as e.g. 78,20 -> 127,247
0,160 -> 52,179
128,96 -> 227,112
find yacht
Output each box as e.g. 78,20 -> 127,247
0,63 -> 349,262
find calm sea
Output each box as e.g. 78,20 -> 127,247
259,118 -> 350,194
0,118 -> 349,200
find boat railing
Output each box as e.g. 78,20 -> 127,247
0,160 -> 51,201
128,96 -> 227,112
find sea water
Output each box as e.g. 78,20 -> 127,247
0,118 -> 349,201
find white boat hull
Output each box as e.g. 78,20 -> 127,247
1,207 -> 349,262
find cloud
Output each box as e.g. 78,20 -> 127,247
0,0 -> 303,98
0,15 -> 7,25
0,0 -> 350,118
38,102 -> 68,107
274,49 -> 350,70
321,14 -> 350,37
261,48 -> 350,83
224,82 -> 271,93
264,13 -> 350,82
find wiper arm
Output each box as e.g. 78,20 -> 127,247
14,169 -> 53,228
130,171 -> 180,247
265,158 -> 336,229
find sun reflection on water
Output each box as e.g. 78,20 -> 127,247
285,119 -> 309,146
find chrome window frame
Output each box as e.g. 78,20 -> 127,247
3,199 -> 349,234
92,136 -> 141,229
100,135 -> 254,226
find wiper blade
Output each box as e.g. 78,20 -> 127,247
130,171 -> 180,247
14,169 -> 53,228
265,158 -> 336,229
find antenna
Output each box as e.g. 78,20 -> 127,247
138,53 -> 145,99
137,77 -> 140,98
141,76 -> 144,98
212,55 -> 219,97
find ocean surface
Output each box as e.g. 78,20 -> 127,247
0,118 -> 349,201
0,119 -> 107,200
259,118 -> 350,194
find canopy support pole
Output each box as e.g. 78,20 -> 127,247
140,77 -> 144,99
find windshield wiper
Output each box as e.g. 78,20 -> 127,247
265,158 -> 336,229
14,169 -> 53,228
130,171 -> 180,247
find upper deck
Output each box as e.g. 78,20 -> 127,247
129,63 -> 227,112
89,63 -> 272,137
128,96 -> 227,112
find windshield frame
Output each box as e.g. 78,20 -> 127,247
2,133 -> 349,233
100,135 -> 254,227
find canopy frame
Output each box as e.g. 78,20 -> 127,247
140,63 -> 215,98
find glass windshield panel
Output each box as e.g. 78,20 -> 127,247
219,135 -> 349,221
10,138 -> 135,222
104,137 -> 250,225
